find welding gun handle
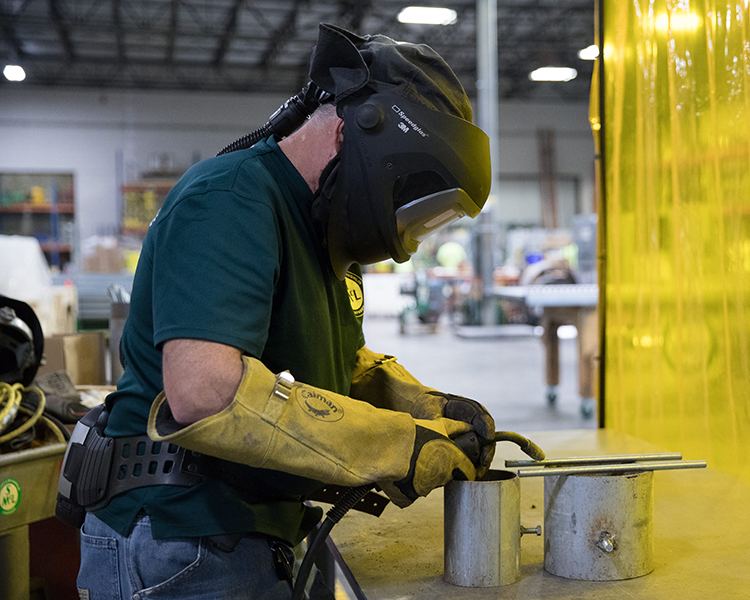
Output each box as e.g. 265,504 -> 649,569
451,431 -> 483,466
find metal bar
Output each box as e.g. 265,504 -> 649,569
324,535 -> 368,600
517,460 -> 707,478
596,0 -> 607,429
505,452 -> 683,468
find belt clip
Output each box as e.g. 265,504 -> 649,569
269,540 -> 295,585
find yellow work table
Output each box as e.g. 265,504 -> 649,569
330,429 -> 749,600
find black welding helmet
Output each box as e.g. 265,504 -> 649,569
0,295 -> 44,386
309,24 -> 491,279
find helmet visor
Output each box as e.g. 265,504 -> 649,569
394,188 -> 480,255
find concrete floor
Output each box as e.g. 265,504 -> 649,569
361,316 -> 598,433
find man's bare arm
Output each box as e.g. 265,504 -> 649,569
162,338 -> 244,425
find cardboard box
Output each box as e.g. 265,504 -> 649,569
28,285 -> 79,336
36,332 -> 107,385
83,245 -> 125,274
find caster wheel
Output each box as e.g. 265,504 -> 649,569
581,397 -> 596,419
546,386 -> 558,405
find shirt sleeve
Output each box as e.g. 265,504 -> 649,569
150,190 -> 280,357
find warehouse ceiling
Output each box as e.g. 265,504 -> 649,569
0,0 -> 595,102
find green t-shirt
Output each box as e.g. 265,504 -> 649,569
96,138 -> 365,544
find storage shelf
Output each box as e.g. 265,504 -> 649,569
0,203 -> 75,214
0,173 -> 75,270
121,180 -> 175,239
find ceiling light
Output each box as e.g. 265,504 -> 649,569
529,67 -> 578,82
3,65 -> 26,82
578,45 -> 599,60
397,7 -> 458,25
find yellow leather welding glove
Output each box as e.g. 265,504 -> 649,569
350,346 -> 496,474
147,355 -> 476,502
377,419 -> 476,508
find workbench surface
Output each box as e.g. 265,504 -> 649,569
330,429 -> 750,600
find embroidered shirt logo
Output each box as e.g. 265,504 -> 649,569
298,389 -> 345,422
345,272 -> 364,318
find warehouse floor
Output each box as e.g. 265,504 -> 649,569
361,316 -> 598,432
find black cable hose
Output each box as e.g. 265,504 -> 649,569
41,410 -> 72,441
215,82 -> 331,157
291,484 -> 374,600
215,123 -> 274,156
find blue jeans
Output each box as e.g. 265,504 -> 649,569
77,513 -> 294,600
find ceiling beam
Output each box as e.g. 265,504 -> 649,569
48,0 -> 76,61
113,0 -> 126,64
213,0 -> 244,67
0,12 -> 26,59
166,0 -> 179,61
258,0 -> 307,70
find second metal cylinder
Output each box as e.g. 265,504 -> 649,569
444,469 -> 521,587
544,470 -> 654,581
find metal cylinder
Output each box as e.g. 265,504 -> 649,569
444,469 -> 521,587
544,471 -> 654,581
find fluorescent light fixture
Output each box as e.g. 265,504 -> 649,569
3,65 -> 26,82
397,6 -> 458,25
578,45 -> 599,60
529,67 -> 578,82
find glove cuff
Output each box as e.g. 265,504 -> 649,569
392,425 -> 445,502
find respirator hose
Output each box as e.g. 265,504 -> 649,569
216,82 -> 332,157
215,122 -> 275,156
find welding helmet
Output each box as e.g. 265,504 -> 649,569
309,24 -> 491,279
0,295 -> 44,386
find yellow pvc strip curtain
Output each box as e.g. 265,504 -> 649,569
602,0 -> 750,483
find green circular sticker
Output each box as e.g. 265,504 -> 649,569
0,478 -> 21,515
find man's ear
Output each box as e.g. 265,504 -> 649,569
334,117 -> 345,153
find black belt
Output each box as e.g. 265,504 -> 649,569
103,435 -> 389,516
106,436 -> 203,497
56,402 -> 388,530
104,435 -> 298,501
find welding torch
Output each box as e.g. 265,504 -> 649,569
291,429 -> 544,600
453,430 -> 546,466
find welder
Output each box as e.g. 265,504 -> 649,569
73,23 -> 495,599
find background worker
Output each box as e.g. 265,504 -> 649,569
76,23 -> 494,599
